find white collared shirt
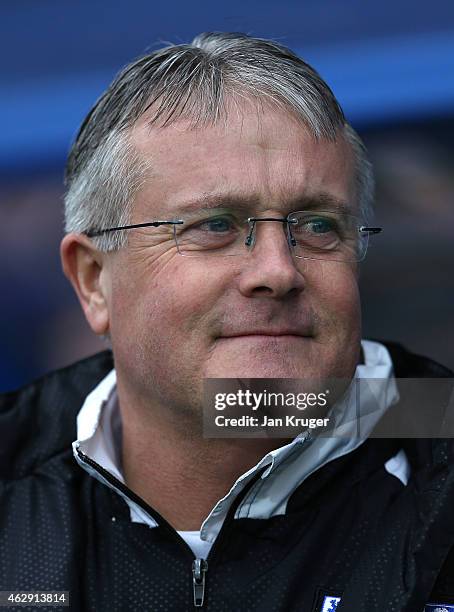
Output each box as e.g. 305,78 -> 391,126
72,339 -> 409,558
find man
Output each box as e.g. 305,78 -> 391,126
1,32 -> 454,611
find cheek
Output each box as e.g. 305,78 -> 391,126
109,257 -> 229,345
107,258 -> 235,404
307,263 -> 362,379
310,263 -> 361,333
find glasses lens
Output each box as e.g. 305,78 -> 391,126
173,209 -> 369,261
174,212 -> 246,257
287,211 -> 367,262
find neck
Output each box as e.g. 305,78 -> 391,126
117,382 -> 290,531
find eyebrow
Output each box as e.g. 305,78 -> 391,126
171,193 -> 260,215
170,192 -> 353,216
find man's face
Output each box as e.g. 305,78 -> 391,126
103,103 -> 362,412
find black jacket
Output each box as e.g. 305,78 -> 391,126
1,343 -> 454,612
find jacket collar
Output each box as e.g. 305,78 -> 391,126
72,340 -> 403,539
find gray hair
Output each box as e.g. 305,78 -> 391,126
64,32 -> 374,251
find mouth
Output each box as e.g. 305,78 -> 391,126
215,314 -> 316,343
219,331 -> 312,340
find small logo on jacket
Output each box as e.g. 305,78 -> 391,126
321,596 -> 341,611
424,605 -> 454,612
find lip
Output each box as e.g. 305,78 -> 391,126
219,330 -> 312,339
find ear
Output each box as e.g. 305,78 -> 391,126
60,233 -> 110,335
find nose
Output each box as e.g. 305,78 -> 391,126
237,216 -> 306,299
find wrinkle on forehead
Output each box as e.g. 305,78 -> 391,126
128,99 -> 356,220
131,95 -> 314,148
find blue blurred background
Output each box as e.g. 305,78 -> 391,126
1,0 -> 453,391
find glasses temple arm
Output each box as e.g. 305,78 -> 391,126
359,226 -> 382,235
86,220 -> 184,238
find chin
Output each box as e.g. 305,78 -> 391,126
204,337 -> 359,382
205,356 -> 320,380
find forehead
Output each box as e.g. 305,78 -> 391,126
129,102 -> 356,217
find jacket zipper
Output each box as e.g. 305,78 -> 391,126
192,558 -> 208,607
76,447 -> 265,608
191,465 -> 267,607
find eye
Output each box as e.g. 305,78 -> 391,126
290,214 -> 339,235
177,213 -> 241,252
304,217 -> 336,234
197,215 -> 237,233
